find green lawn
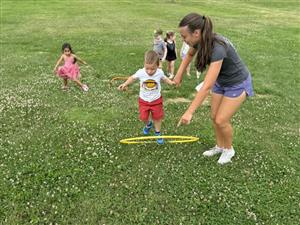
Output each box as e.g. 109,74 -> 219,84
1,0 -> 299,224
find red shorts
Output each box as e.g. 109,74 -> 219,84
138,97 -> 164,121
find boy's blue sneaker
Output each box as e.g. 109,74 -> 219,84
155,131 -> 164,144
143,121 -> 152,135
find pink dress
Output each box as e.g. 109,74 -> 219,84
57,56 -> 80,80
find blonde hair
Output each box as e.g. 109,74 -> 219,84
144,50 -> 160,66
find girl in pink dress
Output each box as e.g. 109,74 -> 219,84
53,43 -> 89,91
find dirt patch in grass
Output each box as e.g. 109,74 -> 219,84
166,94 -> 211,106
255,94 -> 273,99
165,97 -> 191,104
191,93 -> 211,106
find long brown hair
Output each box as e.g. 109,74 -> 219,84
179,13 -> 224,72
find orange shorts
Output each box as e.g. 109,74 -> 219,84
138,97 -> 164,121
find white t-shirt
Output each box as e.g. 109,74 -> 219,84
132,68 -> 166,102
180,42 -> 190,57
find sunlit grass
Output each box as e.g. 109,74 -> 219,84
0,0 -> 299,224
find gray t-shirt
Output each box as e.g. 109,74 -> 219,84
153,38 -> 165,59
211,35 -> 250,86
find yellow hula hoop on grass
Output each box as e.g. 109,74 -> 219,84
110,76 -> 131,91
110,76 -> 129,84
120,135 -> 199,144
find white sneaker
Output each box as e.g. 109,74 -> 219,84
195,81 -> 204,92
169,74 -> 174,79
82,84 -> 89,92
203,145 -> 223,157
218,148 -> 235,165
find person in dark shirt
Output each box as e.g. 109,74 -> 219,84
174,13 -> 254,165
164,31 -> 177,79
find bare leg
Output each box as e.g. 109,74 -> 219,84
153,119 -> 164,144
153,119 -> 162,132
63,78 -> 68,87
215,92 -> 247,149
145,114 -> 152,126
73,78 -> 84,88
211,93 -> 225,148
167,61 -> 171,75
170,60 -> 175,75
186,63 -> 191,76
159,60 -> 163,69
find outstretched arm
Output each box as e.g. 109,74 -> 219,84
162,43 -> 167,61
118,75 -> 137,91
73,54 -> 87,65
173,47 -> 196,87
53,55 -> 63,73
162,76 -> 176,86
177,60 -> 223,126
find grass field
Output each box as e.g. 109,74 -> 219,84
1,0 -> 299,224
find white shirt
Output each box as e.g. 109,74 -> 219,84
132,68 -> 166,102
180,42 -> 190,56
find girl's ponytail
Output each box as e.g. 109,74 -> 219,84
198,16 -> 214,72
179,13 -> 223,72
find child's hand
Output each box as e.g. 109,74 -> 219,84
118,83 -> 128,91
173,76 -> 182,88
